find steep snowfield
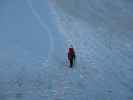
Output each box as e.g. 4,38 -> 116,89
0,0 -> 133,100
49,0 -> 133,99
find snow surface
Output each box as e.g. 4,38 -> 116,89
0,0 -> 133,100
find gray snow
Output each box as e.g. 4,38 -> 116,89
0,0 -> 133,100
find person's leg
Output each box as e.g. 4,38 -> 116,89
70,59 -> 73,68
73,55 -> 75,64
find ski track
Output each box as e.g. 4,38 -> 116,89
26,0 -> 54,66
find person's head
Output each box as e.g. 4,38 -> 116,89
70,44 -> 73,48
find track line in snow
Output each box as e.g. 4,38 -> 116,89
26,0 -> 54,65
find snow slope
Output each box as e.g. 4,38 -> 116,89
0,0 -> 133,100
49,0 -> 133,99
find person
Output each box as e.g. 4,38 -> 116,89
68,45 -> 76,68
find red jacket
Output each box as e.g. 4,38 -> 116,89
68,48 -> 75,60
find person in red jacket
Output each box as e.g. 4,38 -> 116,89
68,45 -> 76,68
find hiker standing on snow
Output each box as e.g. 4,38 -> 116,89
68,45 -> 76,68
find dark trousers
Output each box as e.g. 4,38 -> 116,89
69,55 -> 75,68
70,58 -> 73,68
